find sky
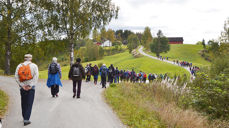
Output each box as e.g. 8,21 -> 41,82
107,0 -> 229,44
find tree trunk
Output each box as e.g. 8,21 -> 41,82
5,41 -> 11,75
69,38 -> 74,66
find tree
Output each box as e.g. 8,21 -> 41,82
220,18 -> 229,43
0,0 -> 42,75
142,27 -> 153,49
150,30 -> 170,57
106,29 -> 115,43
39,0 -> 119,65
100,27 -> 107,43
92,29 -> 100,42
202,39 -> 206,49
127,34 -> 139,53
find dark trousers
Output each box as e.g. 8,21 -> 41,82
51,85 -> 59,96
86,75 -> 91,82
101,76 -> 106,88
20,88 -> 35,121
73,80 -> 82,97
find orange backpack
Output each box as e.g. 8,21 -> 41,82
18,63 -> 33,82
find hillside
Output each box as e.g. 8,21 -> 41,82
39,51 -> 190,80
145,44 -> 210,67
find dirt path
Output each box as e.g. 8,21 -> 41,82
0,76 -> 124,128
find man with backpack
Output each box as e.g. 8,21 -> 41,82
85,64 -> 92,82
100,64 -> 108,88
68,58 -> 85,98
46,57 -> 62,97
15,54 -> 39,126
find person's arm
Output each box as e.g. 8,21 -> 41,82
15,64 -> 24,87
68,66 -> 72,79
58,63 -> 62,79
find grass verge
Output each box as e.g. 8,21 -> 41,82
104,82 -> 228,128
0,89 -> 9,118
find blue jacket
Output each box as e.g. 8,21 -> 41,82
47,63 -> 62,87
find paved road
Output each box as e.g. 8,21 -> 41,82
138,46 -> 192,75
0,76 -> 124,128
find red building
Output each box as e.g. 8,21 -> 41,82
167,37 -> 183,44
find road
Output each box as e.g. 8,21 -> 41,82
138,46 -> 192,75
0,76 -> 124,128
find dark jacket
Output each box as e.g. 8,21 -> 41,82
68,63 -> 85,81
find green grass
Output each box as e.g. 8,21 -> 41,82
0,89 -> 9,118
145,44 -> 211,67
104,83 -> 166,128
39,51 -> 190,80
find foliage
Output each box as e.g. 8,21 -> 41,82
92,29 -> 101,42
0,0 -> 45,74
202,39 -> 206,49
37,0 -> 119,65
186,53 -> 229,120
109,83 -> 117,87
106,29 -> 115,42
150,30 -> 170,57
220,18 -> 229,43
141,27 -> 153,49
127,34 -> 139,53
0,90 -> 9,118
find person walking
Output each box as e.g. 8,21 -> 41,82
114,67 -> 119,83
100,64 -> 108,88
15,54 -> 39,126
68,58 -> 85,98
47,57 -> 62,97
92,64 -> 99,85
108,64 -> 115,83
85,64 -> 92,82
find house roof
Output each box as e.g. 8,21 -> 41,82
167,37 -> 184,42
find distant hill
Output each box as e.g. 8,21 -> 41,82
145,44 -> 210,67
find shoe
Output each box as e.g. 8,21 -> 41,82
77,96 -> 80,98
52,95 -> 55,98
56,94 -> 58,97
24,121 -> 31,126
73,94 -> 76,98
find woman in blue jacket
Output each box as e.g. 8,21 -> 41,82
47,57 -> 62,97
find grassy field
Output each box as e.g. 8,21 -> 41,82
0,89 -> 9,118
39,51 -> 190,80
104,83 -> 211,128
144,44 -> 211,67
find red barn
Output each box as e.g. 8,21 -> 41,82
167,37 -> 183,44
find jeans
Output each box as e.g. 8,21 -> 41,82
114,76 -> 119,83
20,88 -> 35,121
73,80 -> 82,97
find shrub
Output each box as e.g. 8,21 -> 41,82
109,83 -> 117,87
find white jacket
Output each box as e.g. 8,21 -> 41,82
15,61 -> 39,87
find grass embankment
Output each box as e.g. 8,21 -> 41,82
144,44 -> 210,67
105,83 -> 226,128
39,51 -> 190,80
0,89 -> 9,118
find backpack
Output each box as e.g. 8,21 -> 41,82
18,63 -> 33,82
49,63 -> 58,74
143,74 -> 147,78
72,66 -> 81,77
109,68 -> 113,73
101,67 -> 107,77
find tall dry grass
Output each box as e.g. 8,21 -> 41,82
116,82 -> 228,128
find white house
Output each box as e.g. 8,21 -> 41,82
101,40 -> 112,47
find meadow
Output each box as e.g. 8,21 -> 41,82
144,44 -> 211,67
0,89 -> 8,118
39,51 -> 190,80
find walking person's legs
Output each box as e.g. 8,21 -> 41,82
77,80 -> 82,98
51,85 -> 55,97
73,81 -> 77,98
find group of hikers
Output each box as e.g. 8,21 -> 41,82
14,53 -> 197,126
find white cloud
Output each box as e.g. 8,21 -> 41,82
108,0 -> 229,44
